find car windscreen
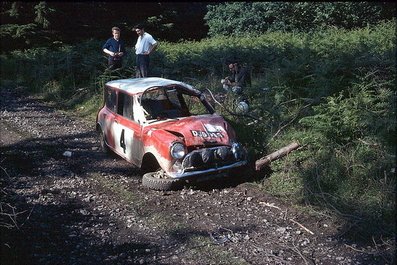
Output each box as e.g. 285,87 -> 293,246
141,86 -> 213,120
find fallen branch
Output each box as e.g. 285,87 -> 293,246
344,243 -> 376,254
259,201 -> 282,211
266,103 -> 312,146
291,241 -> 311,265
289,218 -> 314,235
255,141 -> 300,171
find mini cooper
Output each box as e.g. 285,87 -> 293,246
96,77 -> 248,190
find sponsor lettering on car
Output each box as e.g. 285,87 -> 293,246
191,130 -> 224,138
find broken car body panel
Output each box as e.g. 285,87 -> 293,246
96,77 -> 247,180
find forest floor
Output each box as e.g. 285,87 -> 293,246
1,86 -> 394,265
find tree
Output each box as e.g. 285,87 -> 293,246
1,2 -> 55,49
1,2 -> 209,51
34,1 -> 54,29
204,2 -> 396,37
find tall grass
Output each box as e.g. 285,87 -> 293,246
266,72 -> 396,239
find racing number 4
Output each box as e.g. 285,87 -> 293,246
120,129 -> 126,153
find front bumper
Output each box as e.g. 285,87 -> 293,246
168,144 -> 248,179
168,160 -> 247,179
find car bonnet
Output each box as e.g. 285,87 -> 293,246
148,114 -> 234,147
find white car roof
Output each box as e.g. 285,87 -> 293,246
105,77 -> 195,95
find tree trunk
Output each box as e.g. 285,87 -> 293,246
255,141 -> 300,171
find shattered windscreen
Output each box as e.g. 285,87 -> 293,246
141,86 -> 212,120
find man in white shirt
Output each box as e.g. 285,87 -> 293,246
134,24 -> 158,77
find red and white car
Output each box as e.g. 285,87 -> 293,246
96,77 -> 248,190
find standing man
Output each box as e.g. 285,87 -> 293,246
133,24 -> 158,77
103,26 -> 126,70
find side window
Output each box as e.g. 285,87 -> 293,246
123,94 -> 134,120
116,92 -> 134,121
166,89 -> 182,110
117,92 -> 124,115
105,87 -> 116,113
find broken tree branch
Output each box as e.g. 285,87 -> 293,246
290,218 -> 314,235
266,103 -> 311,147
255,141 -> 300,171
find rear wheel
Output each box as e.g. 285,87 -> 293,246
142,170 -> 185,191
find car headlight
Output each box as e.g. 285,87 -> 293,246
170,142 -> 186,159
231,142 -> 246,160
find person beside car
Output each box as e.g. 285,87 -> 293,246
221,60 -> 251,95
221,59 -> 251,113
103,26 -> 126,70
133,23 -> 158,77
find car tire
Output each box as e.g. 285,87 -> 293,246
99,129 -> 111,154
142,171 -> 184,191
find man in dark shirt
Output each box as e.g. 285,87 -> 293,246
221,60 -> 251,95
103,27 -> 126,70
221,59 -> 251,113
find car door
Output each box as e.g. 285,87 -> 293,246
112,91 -> 142,165
102,86 -> 117,149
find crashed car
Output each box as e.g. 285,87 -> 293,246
96,77 -> 248,190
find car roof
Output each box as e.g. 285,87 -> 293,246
105,77 -> 195,95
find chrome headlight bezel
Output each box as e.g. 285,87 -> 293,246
170,142 -> 186,159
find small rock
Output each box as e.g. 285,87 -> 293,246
63,151 -> 72,157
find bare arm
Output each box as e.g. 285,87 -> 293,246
147,42 -> 158,55
103,48 -> 123,57
103,48 -> 115,56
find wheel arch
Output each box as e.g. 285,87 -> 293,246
96,122 -> 103,132
140,152 -> 161,174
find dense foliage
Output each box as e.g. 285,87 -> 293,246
205,2 -> 395,36
1,4 -> 395,241
0,2 -> 209,51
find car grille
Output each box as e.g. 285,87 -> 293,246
181,146 -> 237,171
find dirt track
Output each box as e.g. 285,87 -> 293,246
0,87 -> 393,265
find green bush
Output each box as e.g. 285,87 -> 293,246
204,2 -> 395,36
266,72 -> 396,238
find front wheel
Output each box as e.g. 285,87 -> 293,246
142,170 -> 185,191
